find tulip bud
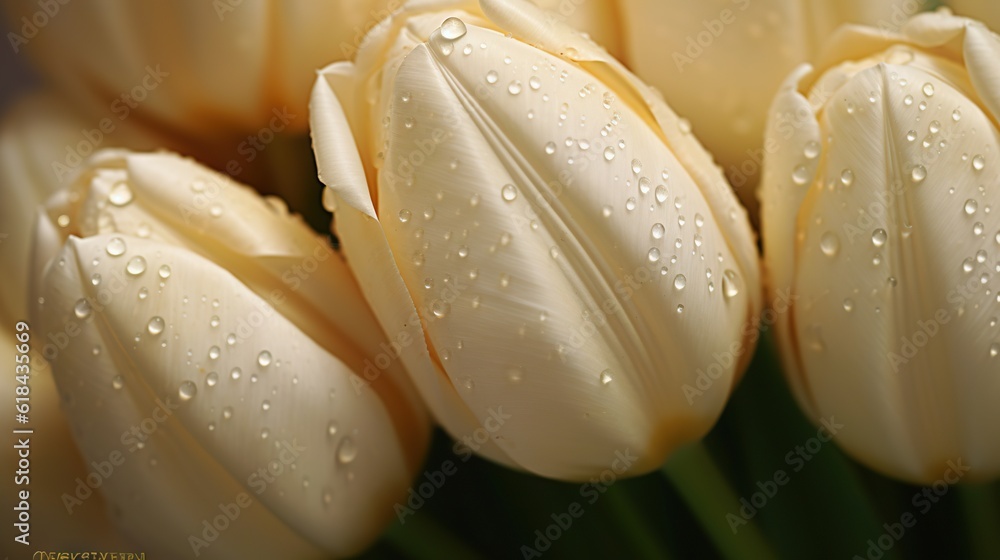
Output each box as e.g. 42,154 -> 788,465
1,0 -> 403,137
32,150 -> 430,558
615,0 -> 928,214
761,11 -> 1000,483
311,0 -> 761,481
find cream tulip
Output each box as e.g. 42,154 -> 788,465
311,0 -> 761,481
615,0 -> 928,215
2,0 -> 403,137
761,11 -> 1000,483
31,150 -> 430,558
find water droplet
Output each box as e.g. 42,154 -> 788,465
992,343 -> 1000,358
673,275 -> 687,290
792,165 -> 809,185
911,165 -> 926,183
804,141 -> 821,159
906,130 -> 917,142
820,232 -> 840,257
222,407 -> 233,420
904,95 -> 914,106
398,209 -> 411,223
258,351 -> 272,367
603,146 -> 616,161
840,169 -> 854,187
206,372 -> 218,387
963,258 -> 975,273
843,299 -> 854,312
624,197 -> 636,212
440,17 -> 467,40
638,177 -> 651,194
631,159 -> 643,174
529,76 -> 541,90
486,70 -> 499,84
602,206 -> 613,218
231,367 -> 242,380
74,299 -> 92,319
977,250 -> 988,264
922,82 -> 935,97
929,120 -> 941,134
501,184 -> 518,202
655,186 -> 668,204
147,316 -> 165,336
973,154 -> 986,171
111,375 -> 124,390
57,214 -> 70,227
647,248 -> 661,262
722,270 -> 740,299
109,182 -> 133,206
337,437 -> 358,464
508,81 -> 523,95
106,237 -> 126,257
208,346 -> 221,360
974,222 -> 985,236
651,223 -> 665,239
431,301 -> 451,319
261,400 -> 271,411
126,256 -> 147,276
965,199 -> 979,215
544,142 -> 556,155
178,381 -> 197,401
260,428 -> 270,439
676,304 -> 685,314
600,370 -> 613,385
158,265 -> 172,279
872,229 -> 888,247
138,288 -> 148,300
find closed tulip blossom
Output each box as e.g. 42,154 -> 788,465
311,0 -> 761,481
761,11 -> 1000,483
31,151 -> 430,558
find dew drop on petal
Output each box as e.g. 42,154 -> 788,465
106,237 -> 126,257
337,437 -> 358,465
501,184 -> 518,202
911,165 -> 926,183
206,372 -> 218,387
840,169 -> 854,187
966,199 -> 979,215
74,299 -> 92,319
178,380 -> 197,401
871,229 -> 888,247
673,275 -> 687,291
147,316 -> 165,336
973,154 -> 986,172
600,370 -> 613,385
158,265 -> 172,279
258,351 -> 272,367
109,182 -> 134,206
651,223 -> 665,240
126,256 -> 147,276
112,375 -> 124,390
820,232 -> 840,257
440,17 -> 467,40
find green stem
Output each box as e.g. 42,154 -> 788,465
604,486 -> 674,560
959,484 -> 1000,559
662,443 -> 776,560
384,513 -> 484,560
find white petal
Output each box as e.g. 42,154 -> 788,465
379,22 -> 757,479
37,234 -> 420,557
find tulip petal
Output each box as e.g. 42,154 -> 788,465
376,21 -> 756,479
37,234 -> 420,557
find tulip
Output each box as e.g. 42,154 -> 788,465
760,10 -> 1000,483
311,0 -> 761,481
31,150 -> 431,558
1,0 -> 404,138
947,0 -> 1000,33
614,0 -> 928,214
